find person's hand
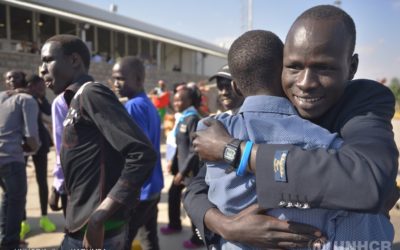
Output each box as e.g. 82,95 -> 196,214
151,88 -> 158,95
6,90 -> 17,96
215,204 -> 325,249
82,197 -> 124,249
173,172 -> 184,185
21,142 -> 32,152
192,118 -> 233,161
49,187 -> 63,211
6,88 -> 29,96
166,160 -> 173,174
83,214 -> 104,249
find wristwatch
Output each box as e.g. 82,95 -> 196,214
223,139 -> 242,167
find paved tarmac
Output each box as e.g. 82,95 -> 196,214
10,119 -> 400,249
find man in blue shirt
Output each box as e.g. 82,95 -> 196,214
112,56 -> 164,250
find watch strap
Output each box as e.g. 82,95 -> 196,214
223,139 -> 242,168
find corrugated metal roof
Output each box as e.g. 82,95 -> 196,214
2,0 -> 228,58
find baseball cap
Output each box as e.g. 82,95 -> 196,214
209,64 -> 232,81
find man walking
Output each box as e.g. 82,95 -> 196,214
40,34 -> 156,249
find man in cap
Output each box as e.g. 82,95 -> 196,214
209,64 -> 244,115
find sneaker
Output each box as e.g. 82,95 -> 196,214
39,216 -> 56,232
131,240 -> 141,250
19,240 -> 28,248
183,239 -> 204,249
20,221 -> 30,240
160,225 -> 182,235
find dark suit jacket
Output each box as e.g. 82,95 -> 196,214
172,114 -> 201,186
183,79 -> 399,245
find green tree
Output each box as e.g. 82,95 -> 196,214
389,77 -> 400,110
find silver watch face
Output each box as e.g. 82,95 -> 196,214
224,147 -> 236,161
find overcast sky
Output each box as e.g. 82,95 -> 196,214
76,0 -> 400,81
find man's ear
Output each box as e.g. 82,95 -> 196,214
231,80 -> 244,97
70,52 -> 83,69
348,53 -> 359,80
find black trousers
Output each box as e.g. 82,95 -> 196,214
24,147 -> 49,218
167,181 -> 185,230
167,180 -> 203,244
124,194 -> 161,250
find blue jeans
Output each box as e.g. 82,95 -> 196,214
0,161 -> 27,249
60,232 -> 126,250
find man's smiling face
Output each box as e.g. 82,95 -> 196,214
282,18 -> 357,119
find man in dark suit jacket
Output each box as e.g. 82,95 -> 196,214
184,5 -> 399,249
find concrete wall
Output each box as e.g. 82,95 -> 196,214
0,51 -> 219,111
0,51 -> 209,88
204,55 -> 227,76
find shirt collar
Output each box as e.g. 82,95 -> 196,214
63,74 -> 94,107
134,91 -> 147,98
182,105 -> 196,113
238,95 -> 298,115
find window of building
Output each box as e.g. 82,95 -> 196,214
10,6 -> 33,41
59,18 -> 76,35
152,40 -> 158,62
127,35 -> 138,56
113,31 -> 125,58
38,13 -> 55,43
81,24 -> 94,52
85,25 -> 94,46
141,38 -> 150,60
97,27 -> 111,59
0,4 -> 6,38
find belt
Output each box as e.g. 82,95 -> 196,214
67,225 -> 125,240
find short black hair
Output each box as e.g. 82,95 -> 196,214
177,85 -> 202,109
118,56 -> 145,84
4,70 -> 27,88
228,30 -> 283,96
296,5 -> 356,55
173,82 -> 186,93
26,74 -> 43,85
187,83 -> 202,109
46,34 -> 91,70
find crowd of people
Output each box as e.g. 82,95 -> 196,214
0,4 -> 398,250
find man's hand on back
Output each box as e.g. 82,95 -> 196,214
205,204 -> 325,249
193,118 -> 232,162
